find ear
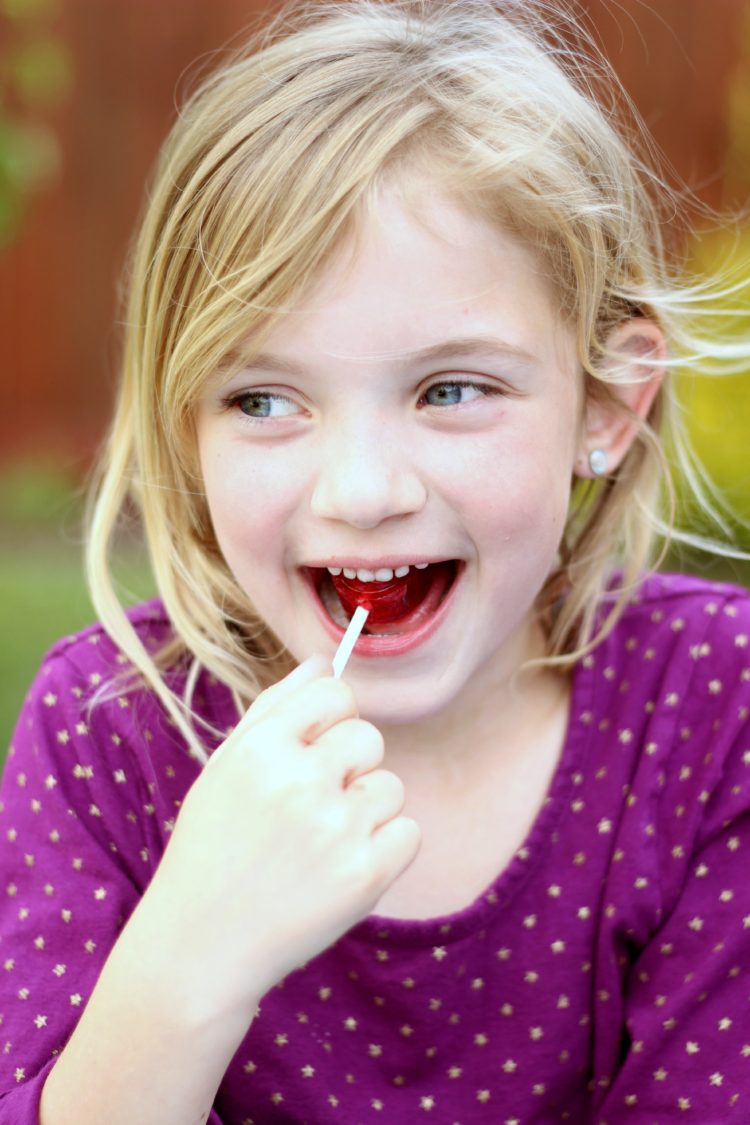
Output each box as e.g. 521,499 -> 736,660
575,319 -> 666,479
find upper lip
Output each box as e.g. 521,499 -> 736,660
300,556 -> 452,570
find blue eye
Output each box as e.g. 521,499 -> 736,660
231,392 -> 299,418
422,382 -> 489,407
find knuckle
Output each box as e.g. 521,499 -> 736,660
351,768 -> 405,810
321,676 -> 357,713
400,815 -> 422,847
345,720 -> 384,766
361,720 -> 385,756
383,769 -> 405,800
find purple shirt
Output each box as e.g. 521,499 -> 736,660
2,572 -> 750,1123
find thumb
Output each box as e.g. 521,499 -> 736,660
239,653 -> 333,729
209,655 -> 334,766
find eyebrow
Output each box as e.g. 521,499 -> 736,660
228,335 -> 539,376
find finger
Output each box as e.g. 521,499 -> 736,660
237,654 -> 333,732
370,816 -> 422,892
314,718 -> 385,786
257,676 -> 359,745
347,768 -> 407,829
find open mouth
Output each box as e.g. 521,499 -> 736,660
304,560 -> 461,638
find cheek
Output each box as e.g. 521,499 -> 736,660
199,442 -> 300,562
202,481 -> 289,612
440,429 -> 573,535
483,474 -> 571,553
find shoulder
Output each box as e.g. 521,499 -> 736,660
5,599 -> 231,843
583,571 -> 749,800
25,597 -> 185,726
40,597 -> 173,681
9,599 -> 195,776
604,572 -> 749,826
598,571 -> 750,722
18,599 -> 235,762
602,571 -> 750,672
620,568 -> 749,622
577,575 -> 750,916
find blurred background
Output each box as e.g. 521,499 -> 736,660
1,0 -> 749,754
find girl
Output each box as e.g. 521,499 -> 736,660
2,1 -> 749,1121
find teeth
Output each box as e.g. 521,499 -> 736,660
325,562 -> 432,582
320,574 -> 349,627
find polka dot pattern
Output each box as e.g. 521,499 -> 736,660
1,574 -> 749,1122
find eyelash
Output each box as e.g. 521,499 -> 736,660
221,390 -> 300,421
417,380 -> 504,408
222,379 -> 504,422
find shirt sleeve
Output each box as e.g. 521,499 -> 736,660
0,645 -> 157,1120
593,595 -> 750,1122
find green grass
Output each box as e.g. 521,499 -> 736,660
0,463 -> 154,759
2,551 -> 94,751
0,546 -> 154,761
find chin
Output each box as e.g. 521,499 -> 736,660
350,666 -> 468,729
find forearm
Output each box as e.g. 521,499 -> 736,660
39,889 -> 255,1125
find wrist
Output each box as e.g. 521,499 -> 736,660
117,875 -> 260,1042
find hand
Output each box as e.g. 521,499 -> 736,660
146,657 -> 421,1023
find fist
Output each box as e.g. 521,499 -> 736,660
150,656 -> 422,1021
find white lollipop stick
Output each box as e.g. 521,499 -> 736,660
332,605 -> 369,679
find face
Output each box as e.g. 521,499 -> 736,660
196,184 -> 584,726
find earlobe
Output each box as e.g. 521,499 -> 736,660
575,319 -> 666,479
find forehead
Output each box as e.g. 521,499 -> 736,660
251,179 -> 577,380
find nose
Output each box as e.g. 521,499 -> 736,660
310,425 -> 427,530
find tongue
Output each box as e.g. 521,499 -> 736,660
331,566 -> 437,626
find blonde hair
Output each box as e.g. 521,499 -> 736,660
86,0 -> 749,761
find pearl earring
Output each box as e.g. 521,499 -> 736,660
588,448 -> 608,477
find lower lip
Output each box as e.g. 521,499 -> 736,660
304,565 -> 463,658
